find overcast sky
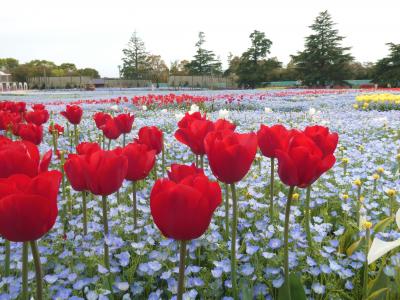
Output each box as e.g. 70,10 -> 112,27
1,0 -> 399,77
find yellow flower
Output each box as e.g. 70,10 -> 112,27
372,174 -> 380,180
353,179 -> 362,186
353,104 -> 359,109
377,167 -> 384,174
360,196 -> 365,202
342,158 -> 349,164
342,194 -> 349,200
387,189 -> 397,197
362,221 -> 372,229
396,154 -> 400,160
339,146 -> 345,151
292,193 -> 299,201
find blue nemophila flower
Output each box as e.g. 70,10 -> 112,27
272,276 -> 284,288
312,282 -> 325,294
268,238 -> 282,249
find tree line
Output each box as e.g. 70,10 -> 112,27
121,10 -> 399,88
0,59 -> 100,83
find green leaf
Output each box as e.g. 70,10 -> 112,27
373,216 -> 394,234
346,237 -> 365,256
239,279 -> 253,300
339,226 -> 358,254
368,256 -> 389,299
366,288 -> 389,300
278,273 -> 307,300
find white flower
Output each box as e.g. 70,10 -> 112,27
175,112 -> 184,121
189,104 -> 199,114
161,109 -> 167,114
142,105 -> 147,111
368,208 -> 400,264
309,107 -> 316,115
264,107 -> 272,113
110,105 -> 119,112
218,109 -> 230,120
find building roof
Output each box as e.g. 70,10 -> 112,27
0,71 -> 11,76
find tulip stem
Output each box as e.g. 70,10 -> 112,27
356,185 -> 361,227
304,186 -> 312,248
107,139 -> 111,150
82,191 -> 87,235
224,183 -> 230,239
177,240 -> 187,300
161,148 -> 166,177
284,186 -> 295,300
230,183 -> 238,300
22,242 -> 29,300
4,239 -> 10,277
74,124 -> 78,146
195,155 -> 199,168
101,195 -> 110,270
363,228 -> 370,300
122,133 -> 126,147
200,155 -> 204,169
269,158 -> 275,221
30,240 -> 43,300
132,181 -> 137,228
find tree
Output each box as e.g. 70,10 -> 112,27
0,58 -> 19,72
170,60 -> 191,76
291,11 -> 353,86
185,32 -> 222,76
372,43 -> 400,87
236,30 -> 273,88
121,31 -> 149,79
78,68 -> 100,78
146,55 -> 169,84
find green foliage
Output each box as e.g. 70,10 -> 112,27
372,43 -> 400,87
235,30 -> 276,88
121,31 -> 149,79
292,10 -> 353,86
0,58 -> 100,82
185,32 -> 222,76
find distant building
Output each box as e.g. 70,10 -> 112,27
0,71 -> 11,83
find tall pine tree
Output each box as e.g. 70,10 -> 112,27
373,43 -> 400,87
292,11 -> 353,86
186,32 -> 222,76
121,31 -> 149,79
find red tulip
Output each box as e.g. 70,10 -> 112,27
93,112 -> 112,129
32,104 -> 45,111
135,126 -> 163,155
0,170 -> 62,242
83,149 -> 128,196
49,124 -> 64,135
175,112 -> 214,155
214,119 -> 236,132
60,105 -> 83,125
0,140 -> 51,178
76,142 -> 101,155
17,123 -> 43,145
204,131 -> 258,184
101,118 -> 122,140
64,154 -> 88,191
114,113 -> 134,134
167,163 -> 204,183
122,143 -> 156,181
303,125 -> 338,157
0,112 -> 21,131
257,124 -> 291,158
150,164 -> 221,240
275,130 -> 337,188
24,109 -> 49,126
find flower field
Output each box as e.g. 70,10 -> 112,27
0,88 -> 400,300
